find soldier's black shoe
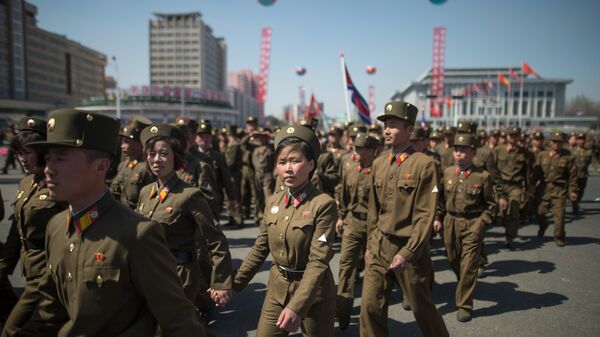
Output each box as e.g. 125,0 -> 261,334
477,267 -> 485,278
537,227 -> 546,238
338,314 -> 351,330
457,309 -> 472,322
504,239 -> 513,249
402,299 -> 411,311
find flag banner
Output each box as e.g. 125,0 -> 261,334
498,73 -> 511,89
509,68 -> 521,83
344,63 -> 371,124
522,62 -> 541,78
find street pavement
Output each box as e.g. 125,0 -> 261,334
1,165 -> 599,337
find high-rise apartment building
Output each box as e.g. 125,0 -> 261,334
149,12 -> 226,91
0,0 -> 106,114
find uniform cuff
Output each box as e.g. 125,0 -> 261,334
399,247 -> 417,264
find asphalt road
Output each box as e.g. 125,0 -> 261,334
1,166 -> 599,337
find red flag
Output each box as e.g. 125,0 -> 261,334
498,73 -> 511,89
305,94 -> 321,119
509,68 -> 521,83
473,83 -> 482,95
522,62 -> 541,78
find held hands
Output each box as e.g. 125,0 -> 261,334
570,192 -> 578,203
207,288 -> 233,308
276,307 -> 302,332
433,220 -> 442,233
335,219 -> 344,235
499,197 -> 508,211
389,254 -> 407,273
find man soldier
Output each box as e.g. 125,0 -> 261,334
250,127 -> 275,222
335,133 -> 377,329
474,129 -> 500,171
240,116 -> 259,221
412,127 -> 441,173
196,120 -> 240,223
110,115 -> 154,209
360,101 -> 448,337
488,126 -> 534,248
172,119 -> 219,216
20,108 -> 205,336
435,134 -> 496,322
571,132 -> 594,213
326,126 -> 349,171
368,123 -> 382,137
534,131 -> 578,246
223,125 -> 244,226
530,131 -> 545,158
428,130 -> 442,152
436,125 -> 455,171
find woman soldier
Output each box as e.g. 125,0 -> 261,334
136,125 -> 233,326
0,117 -> 66,336
229,125 -> 337,337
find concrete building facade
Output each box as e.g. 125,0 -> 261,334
392,67 -> 596,129
0,0 -> 106,117
149,12 -> 226,91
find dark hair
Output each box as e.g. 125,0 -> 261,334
275,137 -> 317,178
144,136 -> 186,173
14,131 -> 46,167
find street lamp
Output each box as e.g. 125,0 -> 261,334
111,56 -> 121,121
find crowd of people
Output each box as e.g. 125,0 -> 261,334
0,102 -> 597,337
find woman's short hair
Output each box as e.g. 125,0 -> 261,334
275,137 -> 317,178
144,136 -> 186,172
14,131 -> 46,166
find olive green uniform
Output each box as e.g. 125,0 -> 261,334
251,144 -> 275,222
178,151 -> 219,216
110,155 -> 154,209
572,145 -> 593,210
360,148 -> 448,337
224,138 -> 244,225
203,148 -> 239,217
0,175 -> 65,336
488,144 -> 533,241
233,182 -> 337,337
336,160 -> 368,320
240,134 -> 257,220
534,148 -> 578,243
436,143 -> 455,171
438,164 -> 496,313
311,150 -> 338,197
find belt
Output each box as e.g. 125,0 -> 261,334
171,251 -> 195,265
503,180 -> 524,186
22,238 -> 44,251
276,264 -> 304,282
352,211 -> 367,221
448,211 -> 481,219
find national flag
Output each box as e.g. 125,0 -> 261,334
420,105 -> 427,128
509,68 -> 521,83
445,97 -> 453,109
344,62 -> 371,124
498,73 -> 511,89
481,82 -> 489,96
522,62 -> 541,78
305,94 -> 321,119
473,83 -> 482,96
487,80 -> 495,95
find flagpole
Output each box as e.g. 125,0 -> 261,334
340,53 -> 352,122
496,76 -> 500,129
518,62 -> 524,128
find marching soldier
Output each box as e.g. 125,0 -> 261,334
240,116 -> 259,221
534,131 -> 578,246
435,133 -> 496,322
223,125 -> 244,226
196,120 -> 240,221
428,130 -> 442,152
233,125 -> 337,337
0,117 -> 67,336
436,126 -> 455,171
335,133 -> 377,329
137,124 -> 233,332
488,127 -> 534,248
571,132 -> 594,213
250,128 -> 275,223
110,115 -> 154,209
21,108 -> 206,336
473,129 -> 500,171
326,126 -> 349,171
360,101 -> 448,337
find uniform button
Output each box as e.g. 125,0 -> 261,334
279,233 -> 284,239
388,191 -> 393,195
148,211 -> 153,216
389,175 -> 393,179
459,179 -> 463,183
68,243 -> 75,252
67,272 -> 73,281
23,197 -> 29,202
280,250 -> 285,257
285,216 -> 289,221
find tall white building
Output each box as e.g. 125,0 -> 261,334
392,67 -> 595,129
149,12 -> 226,91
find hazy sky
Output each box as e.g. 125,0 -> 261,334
30,0 -> 600,120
